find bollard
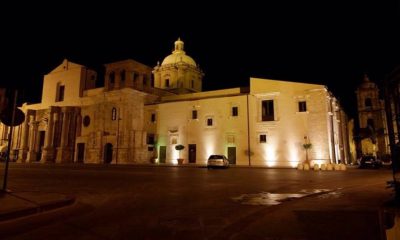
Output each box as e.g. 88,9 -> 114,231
320,164 -> 327,171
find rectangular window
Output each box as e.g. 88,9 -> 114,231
207,118 -> 213,126
232,106 -> 238,116
262,100 -> 274,121
260,134 -> 267,143
192,110 -> 198,119
191,80 -> 194,88
151,113 -> 156,122
298,101 -> 307,112
165,79 -> 170,88
56,85 -> 65,102
147,134 -> 155,144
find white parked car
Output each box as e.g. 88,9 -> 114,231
207,155 -> 229,169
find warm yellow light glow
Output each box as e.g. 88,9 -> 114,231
266,161 -> 277,167
172,146 -> 179,160
314,147 -> 324,160
262,144 -> 277,166
289,161 -> 299,168
289,144 -> 299,167
311,159 -> 327,166
204,135 -> 216,158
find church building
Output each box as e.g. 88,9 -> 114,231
355,74 -> 396,159
0,39 -> 350,167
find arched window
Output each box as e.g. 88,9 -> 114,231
83,116 -> 90,127
109,72 -> 115,84
120,70 -> 126,82
112,107 -> 117,120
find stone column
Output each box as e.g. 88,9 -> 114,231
56,108 -> 73,163
41,108 -> 55,163
17,113 -> 30,162
26,115 -> 38,162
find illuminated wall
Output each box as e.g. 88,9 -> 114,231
10,59 -> 150,164
146,78 -> 349,167
145,88 -> 248,164
248,78 -> 333,167
41,59 -> 97,107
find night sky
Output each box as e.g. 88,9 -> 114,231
1,2 -> 399,118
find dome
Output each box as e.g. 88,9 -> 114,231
161,38 -> 197,67
161,53 -> 196,66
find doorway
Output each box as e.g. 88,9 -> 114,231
38,131 -> 45,161
104,143 -> 113,164
188,144 -> 196,163
228,147 -> 236,165
159,146 -> 166,163
77,143 -> 85,163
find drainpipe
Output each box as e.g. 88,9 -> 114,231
116,107 -> 121,165
247,94 -> 251,166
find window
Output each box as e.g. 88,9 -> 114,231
260,134 -> 267,143
147,134 -> 155,144
56,85 -> 65,102
191,80 -> 194,88
112,107 -> 117,120
192,110 -> 198,119
133,72 -> 139,82
232,106 -> 238,116
109,72 -> 115,84
83,115 -> 90,127
165,79 -> 170,88
298,101 -> 307,112
120,70 -> 126,82
262,100 -> 274,121
151,75 -> 154,87
142,75 -> 147,87
365,98 -> 372,108
207,118 -> 213,126
151,113 -> 156,122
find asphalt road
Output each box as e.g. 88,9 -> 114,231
0,164 -> 395,239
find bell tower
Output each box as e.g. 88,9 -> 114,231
355,74 -> 389,158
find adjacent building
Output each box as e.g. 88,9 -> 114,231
355,74 -> 390,158
0,39 -> 350,167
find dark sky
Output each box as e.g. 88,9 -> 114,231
1,1 -> 399,118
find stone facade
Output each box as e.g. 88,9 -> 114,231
146,79 -> 350,167
355,74 -> 390,158
0,38 -> 350,167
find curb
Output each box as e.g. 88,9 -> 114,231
0,195 -> 75,222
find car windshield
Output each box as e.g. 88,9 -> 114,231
208,155 -> 224,159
